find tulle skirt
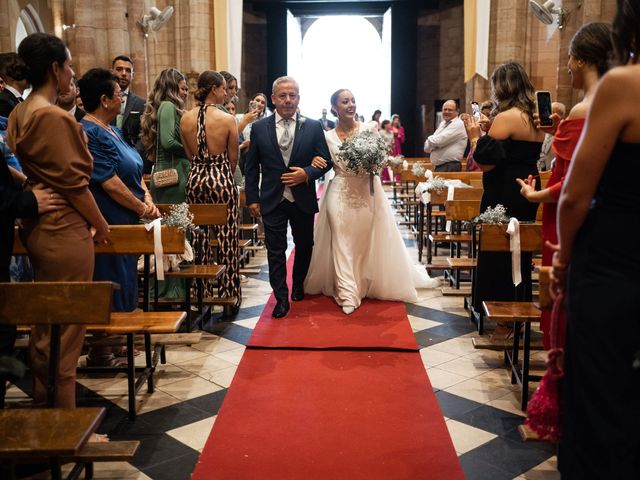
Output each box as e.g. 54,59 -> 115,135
305,173 -> 438,308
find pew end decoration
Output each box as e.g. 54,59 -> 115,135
339,130 -> 389,194
470,204 -> 510,225
411,161 -> 427,178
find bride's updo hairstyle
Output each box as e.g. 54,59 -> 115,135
17,33 -> 67,90
194,70 -> 224,103
329,88 -> 350,117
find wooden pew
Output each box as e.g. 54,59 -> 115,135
0,282 -> 140,479
157,203 -> 237,324
12,225 -> 188,420
476,223 -> 544,410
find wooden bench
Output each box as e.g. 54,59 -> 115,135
0,282 -> 140,478
12,226 -> 188,419
478,225 -> 544,410
158,203 -> 237,326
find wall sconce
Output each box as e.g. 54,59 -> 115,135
62,24 -> 76,31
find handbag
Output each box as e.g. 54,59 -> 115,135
524,292 -> 565,442
151,128 -> 179,188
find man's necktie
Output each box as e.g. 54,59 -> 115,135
279,119 -> 293,151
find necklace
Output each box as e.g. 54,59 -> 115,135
85,113 -> 117,137
336,121 -> 359,141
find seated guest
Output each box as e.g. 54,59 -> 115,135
0,53 -> 29,118
424,100 -> 468,172
6,33 -> 109,408
56,75 -> 85,121
78,68 -> 159,366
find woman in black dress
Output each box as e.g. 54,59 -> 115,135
464,62 -> 545,332
552,2 -> 640,477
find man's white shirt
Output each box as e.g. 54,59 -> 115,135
423,116 -> 468,166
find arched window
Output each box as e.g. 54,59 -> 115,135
16,4 -> 45,49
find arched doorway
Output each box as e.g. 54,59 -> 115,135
15,4 -> 45,48
288,12 -> 391,123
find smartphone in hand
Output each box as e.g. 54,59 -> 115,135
536,91 -> 553,127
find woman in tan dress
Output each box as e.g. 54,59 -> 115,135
7,33 -> 108,408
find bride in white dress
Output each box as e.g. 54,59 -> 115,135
304,89 -> 439,314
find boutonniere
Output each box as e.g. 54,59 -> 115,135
297,115 -> 306,126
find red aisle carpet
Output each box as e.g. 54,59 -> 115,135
192,184 -> 463,478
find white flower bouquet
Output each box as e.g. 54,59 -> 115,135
338,129 -> 388,194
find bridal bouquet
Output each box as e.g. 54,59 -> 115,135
338,130 -> 388,194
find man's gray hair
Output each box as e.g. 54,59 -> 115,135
272,76 -> 299,94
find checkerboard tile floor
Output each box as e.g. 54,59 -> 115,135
7,201 -> 560,480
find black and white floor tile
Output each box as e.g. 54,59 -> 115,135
6,194 -> 560,480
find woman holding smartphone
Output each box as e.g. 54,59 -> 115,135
463,62 -> 545,336
237,93 -> 268,173
517,22 -> 613,350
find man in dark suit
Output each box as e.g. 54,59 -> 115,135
318,108 -> 335,131
56,76 -> 85,121
0,53 -> 29,118
245,76 -> 332,318
111,55 -> 147,166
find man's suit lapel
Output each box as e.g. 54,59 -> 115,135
122,93 -> 134,124
268,115 -> 286,166
289,114 -> 305,165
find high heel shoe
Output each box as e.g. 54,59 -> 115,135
342,305 -> 355,315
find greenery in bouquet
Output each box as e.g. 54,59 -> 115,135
146,202 -> 202,234
470,204 -> 510,225
387,155 -> 404,168
339,130 -> 388,194
425,176 -> 447,194
412,161 -> 426,177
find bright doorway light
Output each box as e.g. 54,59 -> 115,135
288,12 -> 391,124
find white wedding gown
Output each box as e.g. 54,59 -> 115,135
304,122 -> 439,309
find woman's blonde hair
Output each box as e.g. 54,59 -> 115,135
140,67 -> 186,161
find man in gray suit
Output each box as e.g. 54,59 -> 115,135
111,55 -> 148,170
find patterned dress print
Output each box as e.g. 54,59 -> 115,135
186,104 -> 240,305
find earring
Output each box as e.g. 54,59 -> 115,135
102,104 -> 108,109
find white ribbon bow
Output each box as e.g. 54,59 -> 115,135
445,184 -> 456,233
145,218 -> 165,281
506,217 -> 522,286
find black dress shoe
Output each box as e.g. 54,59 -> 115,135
291,286 -> 305,302
272,300 -> 290,318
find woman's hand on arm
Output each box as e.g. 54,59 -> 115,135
102,174 -> 158,219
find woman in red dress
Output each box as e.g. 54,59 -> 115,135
517,22 -> 613,349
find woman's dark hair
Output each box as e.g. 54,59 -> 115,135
372,109 -> 382,121
490,62 -> 536,124
329,88 -> 349,117
391,114 -> 402,126
78,68 -> 118,113
17,33 -> 67,89
0,53 -> 28,83
248,92 -> 268,117
569,22 -> 613,76
195,71 -> 224,103
381,119 -> 390,129
612,0 -> 640,65
219,71 -> 237,87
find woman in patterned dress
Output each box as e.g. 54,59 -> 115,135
180,71 -> 240,308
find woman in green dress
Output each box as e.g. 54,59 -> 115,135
140,67 -> 189,299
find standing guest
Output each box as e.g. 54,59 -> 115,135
518,22 -> 612,350
424,100 -> 468,172
463,62 -> 544,335
6,33 -> 109,408
220,71 -> 238,107
224,100 -> 236,115
319,108 -> 335,131
389,114 -> 405,157
0,147 -> 65,408
79,68 -> 160,366
550,4 -> 640,476
244,76 -> 332,318
180,71 -> 241,309
111,55 -> 146,167
0,53 -> 29,118
537,102 -> 567,172
140,68 -> 190,300
56,76 -> 85,121
371,109 -> 382,129
464,101 -> 494,172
